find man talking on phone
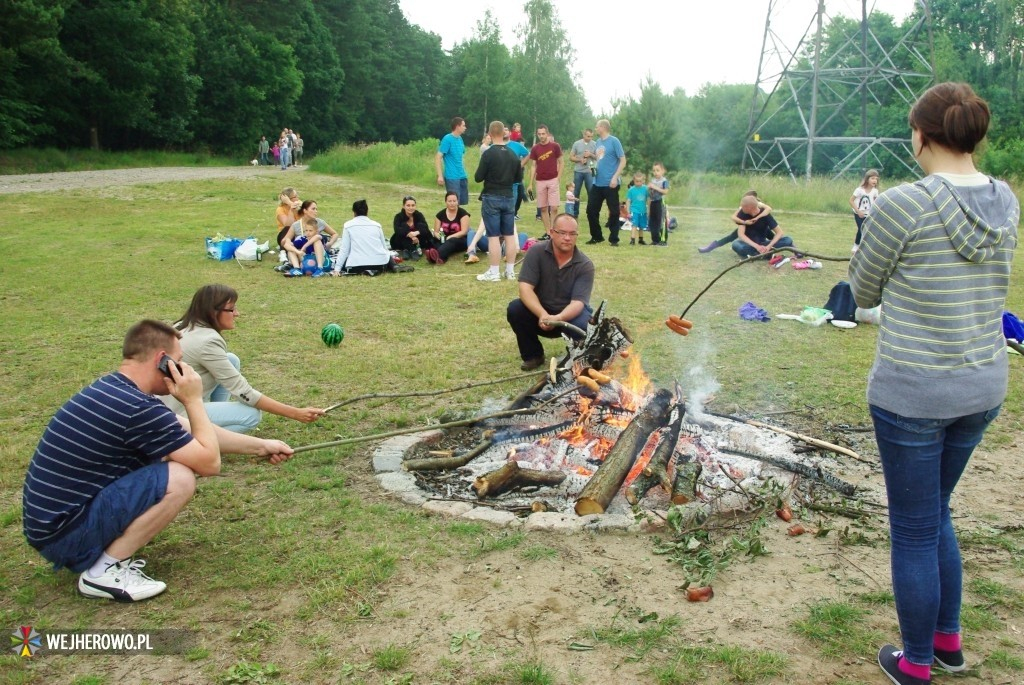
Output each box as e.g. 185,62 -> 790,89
22,320 -> 293,602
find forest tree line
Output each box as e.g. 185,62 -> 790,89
2,0 -> 1022,175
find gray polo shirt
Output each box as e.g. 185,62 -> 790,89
518,241 -> 594,313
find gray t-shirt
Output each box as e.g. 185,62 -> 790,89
518,241 -> 594,313
570,139 -> 597,173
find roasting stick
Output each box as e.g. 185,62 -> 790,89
322,371 -> 545,413
665,247 -> 851,335
292,385 -> 580,455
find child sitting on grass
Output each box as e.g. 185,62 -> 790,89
287,217 -> 326,277
626,172 -> 649,245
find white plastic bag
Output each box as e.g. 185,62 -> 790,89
235,238 -> 259,261
855,306 -> 881,325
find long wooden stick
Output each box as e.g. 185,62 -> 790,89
293,385 -> 579,455
678,247 -> 850,319
708,411 -> 870,464
322,371 -> 545,413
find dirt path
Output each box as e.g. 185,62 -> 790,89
0,165 -> 302,194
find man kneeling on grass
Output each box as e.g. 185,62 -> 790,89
22,320 -> 293,602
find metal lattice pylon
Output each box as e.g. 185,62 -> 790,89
743,0 -> 934,180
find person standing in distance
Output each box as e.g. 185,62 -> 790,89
526,124 -> 564,240
435,117 -> 469,205
474,120 -> 523,282
585,119 -> 627,245
569,128 -> 597,217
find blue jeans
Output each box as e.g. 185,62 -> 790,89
573,170 -> 594,216
481,194 -> 515,237
280,147 -> 291,169
445,177 -> 469,205
206,353 -> 262,433
870,404 -> 1001,666
731,235 -> 793,258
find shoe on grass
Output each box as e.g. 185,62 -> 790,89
78,559 -> 166,603
464,253 -> 480,264
877,645 -> 930,685
477,271 -> 501,282
520,357 -> 545,371
697,241 -> 718,254
934,647 -> 966,673
392,264 -> 414,273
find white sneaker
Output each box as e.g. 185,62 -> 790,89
78,558 -> 167,602
477,271 -> 501,282
851,244 -> 859,253
504,271 -> 517,280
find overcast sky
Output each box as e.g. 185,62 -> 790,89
398,0 -> 918,114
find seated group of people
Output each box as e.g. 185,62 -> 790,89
273,188 -> 522,277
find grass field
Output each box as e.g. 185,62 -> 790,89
0,162 -> 1022,684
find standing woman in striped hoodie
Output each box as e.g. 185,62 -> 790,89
849,82 -> 1019,685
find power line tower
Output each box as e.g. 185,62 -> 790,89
743,0 -> 934,180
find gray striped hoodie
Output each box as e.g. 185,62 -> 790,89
849,174 -> 1019,418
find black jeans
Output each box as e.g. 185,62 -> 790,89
506,299 -> 591,361
649,201 -> 664,244
437,236 -> 469,262
586,184 -> 621,243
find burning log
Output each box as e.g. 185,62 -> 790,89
626,402 -> 685,505
575,389 -> 675,516
472,461 -> 567,498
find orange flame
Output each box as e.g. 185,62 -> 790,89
558,425 -> 588,445
614,353 -> 653,412
574,465 -> 594,477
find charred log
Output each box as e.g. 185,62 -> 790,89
717,446 -> 857,497
626,402 -> 686,505
575,389 -> 675,515
472,461 -> 567,499
672,459 -> 703,504
404,436 -> 494,472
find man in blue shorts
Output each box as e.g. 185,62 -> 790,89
22,320 -> 294,602
474,120 -> 524,282
435,116 -> 469,205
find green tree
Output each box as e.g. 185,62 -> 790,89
508,0 -> 590,143
191,2 -> 302,152
57,0 -> 199,149
320,0 -> 448,143
452,10 -> 514,139
610,77 -> 681,173
0,0 -> 73,144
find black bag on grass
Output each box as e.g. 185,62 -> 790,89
823,281 -> 857,322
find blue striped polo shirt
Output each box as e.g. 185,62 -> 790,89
22,373 -> 193,547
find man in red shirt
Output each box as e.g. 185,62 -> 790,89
527,125 -> 564,239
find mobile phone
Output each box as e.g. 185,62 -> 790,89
158,354 -> 182,377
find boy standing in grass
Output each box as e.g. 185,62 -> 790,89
626,172 -> 649,245
648,163 -> 670,246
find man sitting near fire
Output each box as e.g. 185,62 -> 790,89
506,213 -> 595,371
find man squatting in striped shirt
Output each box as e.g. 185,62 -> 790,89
22,320 -> 294,603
